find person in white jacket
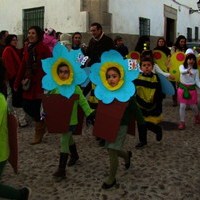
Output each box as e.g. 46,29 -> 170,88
177,49 -> 200,130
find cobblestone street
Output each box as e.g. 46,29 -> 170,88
1,97 -> 200,200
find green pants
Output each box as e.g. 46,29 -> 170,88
0,160 -> 22,199
60,132 -> 75,153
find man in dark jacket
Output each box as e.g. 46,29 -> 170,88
86,22 -> 114,67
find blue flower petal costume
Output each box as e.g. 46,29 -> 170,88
90,50 -> 139,142
42,43 -> 87,98
41,43 -> 90,133
89,50 -> 139,104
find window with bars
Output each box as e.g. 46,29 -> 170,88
139,17 -> 150,36
187,27 -> 192,42
195,26 -> 199,41
23,7 -> 44,39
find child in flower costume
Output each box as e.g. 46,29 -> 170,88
89,50 -> 145,189
41,43 -> 94,178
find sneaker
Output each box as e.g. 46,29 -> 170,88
178,122 -> 185,130
20,187 -> 32,200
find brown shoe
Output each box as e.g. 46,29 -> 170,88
30,121 -> 46,145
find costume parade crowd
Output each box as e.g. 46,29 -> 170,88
0,22 -> 200,199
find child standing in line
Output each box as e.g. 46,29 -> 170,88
101,67 -> 132,189
134,57 -> 163,148
177,49 -> 200,130
140,50 -> 175,80
93,66 -> 146,189
0,58 -> 31,200
47,63 -> 94,179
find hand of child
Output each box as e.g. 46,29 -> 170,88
187,68 -> 193,75
40,111 -> 46,120
86,111 -> 95,126
168,74 -> 175,80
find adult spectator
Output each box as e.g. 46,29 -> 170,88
14,26 -> 51,145
114,35 -> 129,57
0,30 -> 9,57
86,22 -> 114,67
72,32 -> 87,54
2,34 -> 27,127
171,35 -> 187,54
154,37 -> 171,57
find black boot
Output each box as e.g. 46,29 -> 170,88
135,123 -> 147,149
53,153 -> 68,178
68,144 -> 79,167
146,122 -> 162,141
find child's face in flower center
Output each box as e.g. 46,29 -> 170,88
58,65 -> 70,81
106,68 -> 120,87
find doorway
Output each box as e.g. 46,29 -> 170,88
164,5 -> 177,47
166,18 -> 175,47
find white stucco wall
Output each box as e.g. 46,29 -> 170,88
109,0 -> 200,38
0,0 -> 200,39
43,0 -> 88,32
109,0 -> 165,35
0,0 -> 88,34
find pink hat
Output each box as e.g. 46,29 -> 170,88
45,28 -> 55,35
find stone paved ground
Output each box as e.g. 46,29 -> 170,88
1,97 -> 200,200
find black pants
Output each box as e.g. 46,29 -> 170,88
138,121 -> 162,144
170,81 -> 177,102
23,99 -> 42,122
